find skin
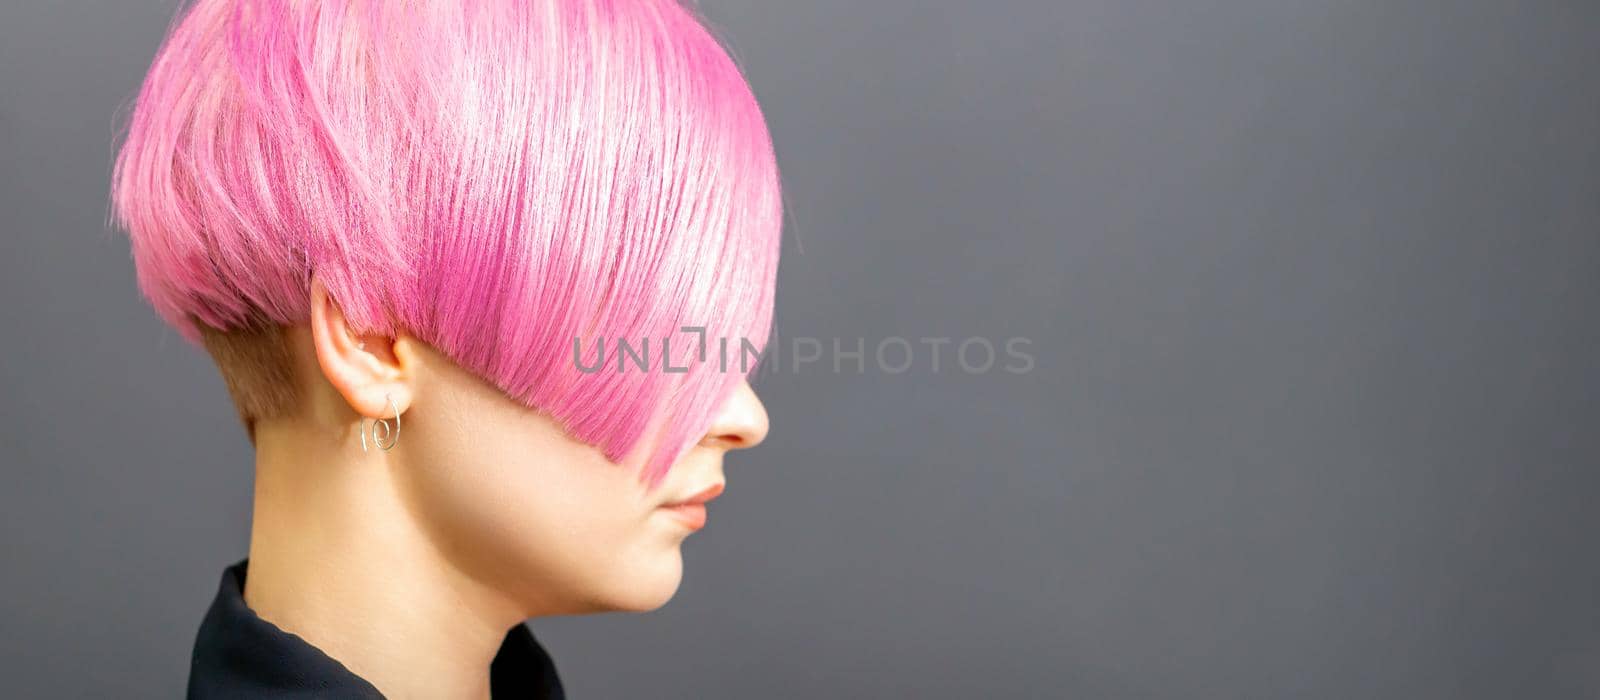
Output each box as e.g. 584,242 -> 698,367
243,278 -> 769,699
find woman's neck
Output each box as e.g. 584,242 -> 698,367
243,417 -> 525,700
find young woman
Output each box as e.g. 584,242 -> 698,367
111,1 -> 782,697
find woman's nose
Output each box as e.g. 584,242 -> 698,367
702,381 -> 769,450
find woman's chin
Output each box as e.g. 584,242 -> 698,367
612,559 -> 686,613
560,553 -> 685,614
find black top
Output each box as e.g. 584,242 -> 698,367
187,561 -> 564,699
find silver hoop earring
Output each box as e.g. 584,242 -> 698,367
361,393 -> 402,453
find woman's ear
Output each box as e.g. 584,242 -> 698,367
307,276 -> 416,420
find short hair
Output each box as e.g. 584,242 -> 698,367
111,0 -> 782,487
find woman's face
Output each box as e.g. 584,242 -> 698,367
390,339 -> 769,615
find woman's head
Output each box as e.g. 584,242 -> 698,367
112,0 -> 781,612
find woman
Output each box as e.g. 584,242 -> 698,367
111,0 -> 782,697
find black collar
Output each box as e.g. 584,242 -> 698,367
187,560 -> 564,699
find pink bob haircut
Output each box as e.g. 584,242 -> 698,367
111,0 -> 781,487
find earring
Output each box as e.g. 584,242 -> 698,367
360,393 -> 402,453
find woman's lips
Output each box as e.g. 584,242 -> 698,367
660,483 -> 724,531
661,503 -> 708,530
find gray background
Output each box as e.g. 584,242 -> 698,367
3,1 -> 1598,698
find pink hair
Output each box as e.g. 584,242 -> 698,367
111,0 -> 781,487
